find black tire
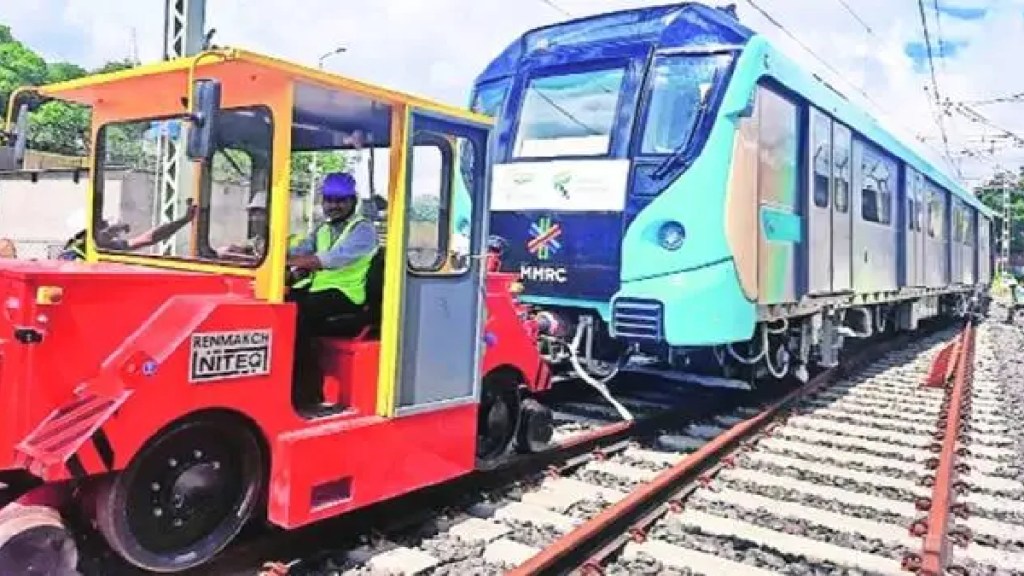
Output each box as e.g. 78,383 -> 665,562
476,377 -> 520,470
94,414 -> 265,573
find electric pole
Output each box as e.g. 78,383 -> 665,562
154,0 -> 206,255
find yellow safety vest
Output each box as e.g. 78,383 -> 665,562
292,217 -> 376,305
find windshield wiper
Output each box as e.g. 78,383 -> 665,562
651,68 -> 721,181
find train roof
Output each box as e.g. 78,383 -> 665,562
475,2 -> 995,219
475,2 -> 753,85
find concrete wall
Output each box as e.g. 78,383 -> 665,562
0,168 -> 309,260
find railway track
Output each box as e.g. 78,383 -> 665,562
229,320 -> 977,575
72,366 -> 761,575
75,314 -> 1023,576
506,317 -> 1024,576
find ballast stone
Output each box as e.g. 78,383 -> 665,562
364,546 -> 440,575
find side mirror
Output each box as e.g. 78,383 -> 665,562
186,78 -> 222,161
12,103 -> 29,166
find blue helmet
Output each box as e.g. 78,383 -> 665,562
322,172 -> 357,200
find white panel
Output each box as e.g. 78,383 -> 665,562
490,159 -> 631,212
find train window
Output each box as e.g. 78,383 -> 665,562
965,209 -> 975,246
905,171 -> 916,230
471,79 -> 510,118
513,66 -> 626,158
857,141 -> 894,226
810,108 -> 831,208
832,123 -> 851,213
756,87 -> 799,207
640,53 -> 730,155
927,187 -> 945,239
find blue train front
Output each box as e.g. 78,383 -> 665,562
473,3 -> 995,387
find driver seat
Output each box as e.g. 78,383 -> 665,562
317,249 -> 386,339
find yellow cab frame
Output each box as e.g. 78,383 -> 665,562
21,48 -> 495,418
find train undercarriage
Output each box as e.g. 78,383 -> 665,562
495,288 -> 989,426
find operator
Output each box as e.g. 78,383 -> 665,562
286,171 -> 379,409
58,201 -> 197,260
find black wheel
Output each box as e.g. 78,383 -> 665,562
516,398 -> 553,454
94,415 -> 265,573
476,379 -> 520,469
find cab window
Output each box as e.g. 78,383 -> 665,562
92,106 -> 273,265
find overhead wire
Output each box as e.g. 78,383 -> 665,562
740,0 -> 954,172
915,0 -> 958,175
537,0 -> 573,18
833,0 -> 874,35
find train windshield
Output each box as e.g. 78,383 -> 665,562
512,66 -> 626,159
640,52 -> 733,155
472,79 -> 509,117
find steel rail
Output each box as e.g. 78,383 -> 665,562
506,329 -> 918,576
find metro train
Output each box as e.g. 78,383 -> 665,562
472,2 -> 996,389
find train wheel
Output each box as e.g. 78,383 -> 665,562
94,415 -> 264,573
476,378 -> 520,469
516,398 -> 553,454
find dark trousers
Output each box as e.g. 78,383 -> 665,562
287,287 -> 362,406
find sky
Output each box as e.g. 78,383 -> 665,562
5,0 -> 1024,188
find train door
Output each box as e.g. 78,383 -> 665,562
904,171 -> 917,286
830,123 -> 853,292
385,110 -> 490,416
905,170 -> 924,286
807,108 -> 832,294
965,209 -> 976,284
921,181 -> 929,284
950,201 -> 962,284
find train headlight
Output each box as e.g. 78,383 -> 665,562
657,221 -> 686,251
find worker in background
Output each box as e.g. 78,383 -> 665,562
217,191 -> 269,261
287,171 -> 379,410
58,201 -> 197,260
0,238 -> 17,259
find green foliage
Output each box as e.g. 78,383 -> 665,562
410,196 -> 440,222
0,39 -> 47,112
92,59 -> 136,75
46,62 -> 87,84
290,151 -> 349,190
28,100 -> 89,155
0,22 -> 138,157
975,167 -> 1024,254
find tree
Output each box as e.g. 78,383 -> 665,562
290,151 -> 349,191
0,35 -> 47,113
0,22 -> 140,158
92,59 -> 137,75
46,62 -> 87,84
975,167 -> 1024,256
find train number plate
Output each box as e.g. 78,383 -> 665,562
189,329 -> 272,383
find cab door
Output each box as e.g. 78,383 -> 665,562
380,110 -> 490,416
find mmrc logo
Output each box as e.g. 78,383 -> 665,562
528,217 -> 562,261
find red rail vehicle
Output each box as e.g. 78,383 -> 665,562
0,48 -> 562,573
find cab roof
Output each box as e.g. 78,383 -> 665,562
35,47 -> 492,148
